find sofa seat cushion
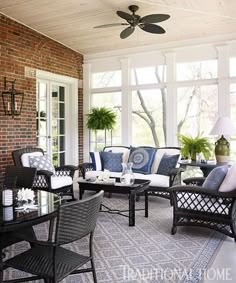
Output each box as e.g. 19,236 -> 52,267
85,171 -> 169,188
50,176 -> 73,189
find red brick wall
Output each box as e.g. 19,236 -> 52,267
0,14 -> 83,181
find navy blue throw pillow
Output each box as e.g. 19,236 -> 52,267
128,146 -> 157,174
100,151 -> 123,172
157,154 -> 180,176
202,165 -> 228,191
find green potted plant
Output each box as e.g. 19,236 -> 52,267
86,107 -> 116,130
178,134 -> 212,161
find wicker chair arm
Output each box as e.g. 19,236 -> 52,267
55,165 -> 78,171
15,232 -> 57,247
183,177 -> 206,186
37,170 -> 53,177
168,168 -> 185,176
79,163 -> 94,179
169,185 -> 236,198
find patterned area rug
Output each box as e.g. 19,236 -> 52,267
3,193 -> 224,283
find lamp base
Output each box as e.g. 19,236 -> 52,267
215,135 -> 230,164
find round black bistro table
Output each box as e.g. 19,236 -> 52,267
0,188 -> 63,283
0,188 -> 62,233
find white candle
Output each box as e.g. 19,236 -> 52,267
3,207 -> 13,221
15,102 -> 18,111
2,189 -> 13,206
7,102 -> 10,111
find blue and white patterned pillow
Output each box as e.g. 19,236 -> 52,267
28,155 -> 56,175
100,151 -> 123,172
90,152 -> 102,171
203,165 -> 228,191
157,154 -> 180,176
128,146 -> 157,174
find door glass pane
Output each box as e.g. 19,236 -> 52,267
51,85 -> 66,166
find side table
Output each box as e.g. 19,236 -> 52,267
178,160 -> 227,177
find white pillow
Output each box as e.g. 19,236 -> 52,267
21,152 -> 43,167
218,163 -> 235,192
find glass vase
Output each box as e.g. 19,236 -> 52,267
120,162 -> 135,185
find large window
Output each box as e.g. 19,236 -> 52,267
230,58 -> 236,77
176,60 -> 217,81
131,66 -> 166,85
230,83 -> 236,160
92,70 -> 121,88
132,89 -> 166,147
177,85 -> 218,137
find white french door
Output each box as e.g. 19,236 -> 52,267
37,80 -> 68,166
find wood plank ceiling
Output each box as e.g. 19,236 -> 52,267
0,0 -> 236,54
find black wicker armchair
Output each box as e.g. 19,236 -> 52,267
4,191 -> 104,283
12,147 -> 78,199
169,177 -> 236,240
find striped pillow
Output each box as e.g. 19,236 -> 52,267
90,152 -> 102,171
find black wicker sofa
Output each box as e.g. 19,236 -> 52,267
79,146 -> 184,201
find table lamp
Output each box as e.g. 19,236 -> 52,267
209,116 -> 236,163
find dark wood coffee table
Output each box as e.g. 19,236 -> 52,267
78,178 -> 150,226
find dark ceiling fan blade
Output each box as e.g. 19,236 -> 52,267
139,23 -> 166,34
117,10 -> 134,21
140,14 -> 170,24
94,23 -> 129,28
120,27 -> 135,39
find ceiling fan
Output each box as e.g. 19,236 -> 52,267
94,5 -> 170,39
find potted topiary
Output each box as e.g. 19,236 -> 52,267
178,134 -> 212,161
86,107 -> 116,130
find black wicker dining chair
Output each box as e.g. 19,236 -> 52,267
12,147 -> 78,199
4,191 -> 104,283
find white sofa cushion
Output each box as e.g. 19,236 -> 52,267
104,146 -> 130,163
219,163 -> 236,192
51,176 -> 73,189
21,152 -> 43,167
85,171 -> 170,188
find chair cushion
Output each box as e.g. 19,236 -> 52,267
90,152 -> 102,171
157,154 -> 180,176
29,155 -> 56,175
202,165 -> 228,191
21,152 -> 43,167
51,176 -> 73,189
219,163 -> 236,192
128,146 -> 157,174
100,151 -> 123,172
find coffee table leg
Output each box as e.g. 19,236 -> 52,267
145,190 -> 148,218
79,188 -> 84,200
129,192 -> 135,226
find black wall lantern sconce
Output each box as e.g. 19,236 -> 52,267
1,77 -> 24,118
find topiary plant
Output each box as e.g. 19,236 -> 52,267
178,134 -> 212,161
86,107 -> 116,130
